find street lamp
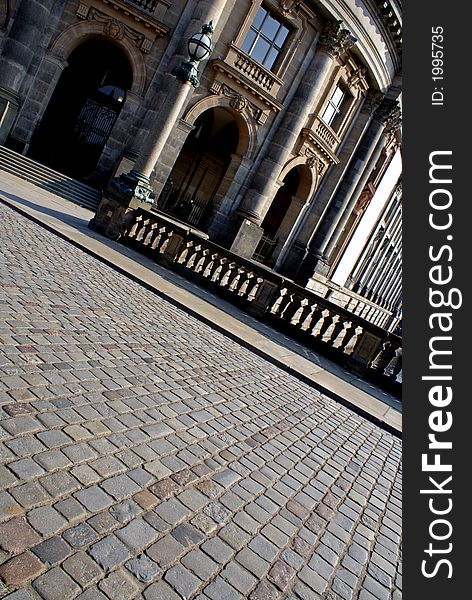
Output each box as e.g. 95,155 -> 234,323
108,22 -> 214,206
172,22 -> 214,88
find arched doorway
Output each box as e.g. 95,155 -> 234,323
253,164 -> 312,266
155,107 -> 240,229
29,37 -> 132,179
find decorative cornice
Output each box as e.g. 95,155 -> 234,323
211,59 -> 284,115
300,128 -> 340,168
374,98 -> 401,128
318,20 -> 356,58
361,90 -> 384,115
279,0 -> 301,17
76,2 -> 169,53
209,81 -> 267,125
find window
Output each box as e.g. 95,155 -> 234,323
321,85 -> 346,128
241,5 -> 290,71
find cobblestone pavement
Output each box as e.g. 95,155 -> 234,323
0,202 -> 402,600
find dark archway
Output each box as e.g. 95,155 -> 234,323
29,36 -> 132,179
156,107 -> 240,228
253,164 -> 312,266
261,168 -> 301,238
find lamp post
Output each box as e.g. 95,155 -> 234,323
111,22 -> 214,204
172,22 -> 214,88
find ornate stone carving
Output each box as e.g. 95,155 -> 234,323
210,81 -> 265,124
230,94 -> 249,113
304,148 -> 327,176
77,5 -> 152,53
348,66 -> 367,91
318,20 -> 356,58
279,0 -> 301,17
373,98 -> 401,126
361,90 -> 384,115
111,169 -> 154,203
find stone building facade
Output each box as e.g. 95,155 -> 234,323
0,0 -> 402,327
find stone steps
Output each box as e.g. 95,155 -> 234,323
0,145 -> 102,211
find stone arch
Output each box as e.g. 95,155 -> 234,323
184,95 -> 256,160
278,156 -> 317,200
49,21 -> 146,97
255,161 -> 315,266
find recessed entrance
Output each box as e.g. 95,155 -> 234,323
29,37 -> 132,179
253,164 -> 312,265
156,107 -> 240,228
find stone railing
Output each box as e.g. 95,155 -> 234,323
220,44 -> 284,98
314,117 -> 341,150
123,0 -> 171,20
121,209 -> 402,390
128,0 -> 156,10
233,49 -> 278,92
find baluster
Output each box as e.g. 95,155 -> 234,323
149,226 -> 166,251
385,347 -> 402,379
135,218 -> 150,243
195,248 -> 210,274
338,322 -> 359,354
184,244 -> 202,270
143,222 -> 159,247
211,257 -> 227,284
177,241 -> 194,265
298,302 -> 315,331
125,214 -> 143,239
246,277 -> 263,302
228,268 -> 244,292
270,288 -> 290,317
158,229 -> 173,255
220,262 -> 237,288
370,341 -> 394,374
306,305 -> 324,335
237,272 -> 254,298
282,294 -> 304,325
315,310 -> 335,342
203,254 -> 218,279
326,316 -> 346,347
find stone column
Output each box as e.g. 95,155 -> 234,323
298,97 -> 400,280
0,0 -> 56,145
225,20 -> 356,257
90,1 -> 230,238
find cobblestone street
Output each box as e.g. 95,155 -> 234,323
0,202 -> 402,599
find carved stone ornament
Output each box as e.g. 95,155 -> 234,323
374,98 -> 401,126
111,170 -> 154,203
279,0 -> 301,17
361,90 -> 384,115
318,20 -> 356,58
77,5 -> 151,53
210,81 -> 265,124
304,149 -> 326,175
348,66 -> 367,90
104,20 -> 124,40
230,94 -> 249,113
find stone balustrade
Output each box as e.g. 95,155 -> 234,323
127,0 -> 159,12
314,116 -> 341,150
233,48 -> 278,92
121,208 -> 402,390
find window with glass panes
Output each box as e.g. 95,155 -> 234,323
321,86 -> 346,128
241,5 -> 290,71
